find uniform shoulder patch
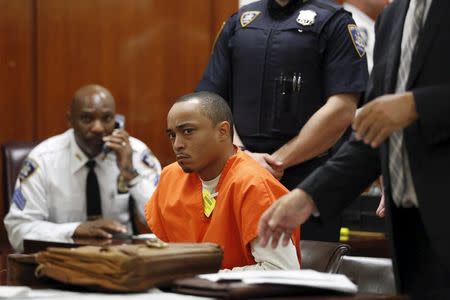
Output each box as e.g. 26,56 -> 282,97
12,188 -> 26,210
240,11 -> 261,28
154,174 -> 160,187
18,158 -> 38,182
141,150 -> 157,170
347,24 -> 367,58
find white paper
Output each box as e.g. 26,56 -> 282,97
5,288 -> 211,299
0,286 -> 31,298
133,233 -> 158,240
199,269 -> 358,294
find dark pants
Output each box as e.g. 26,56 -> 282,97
390,205 -> 450,299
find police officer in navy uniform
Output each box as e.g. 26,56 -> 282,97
197,0 -> 368,241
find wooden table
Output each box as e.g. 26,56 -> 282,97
23,236 -> 144,253
9,238 -> 407,300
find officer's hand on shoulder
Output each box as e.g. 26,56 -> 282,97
264,154 -> 284,180
272,168 -> 284,180
73,219 -> 127,239
245,151 -> 284,180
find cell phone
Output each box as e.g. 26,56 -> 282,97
111,232 -> 133,240
114,114 -> 125,130
103,114 -> 126,155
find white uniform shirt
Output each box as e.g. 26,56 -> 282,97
4,129 -> 161,251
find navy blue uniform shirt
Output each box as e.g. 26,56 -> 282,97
197,0 -> 368,154
197,0 -> 368,242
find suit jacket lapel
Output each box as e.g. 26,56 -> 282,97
384,0 -> 410,93
407,0 -> 445,89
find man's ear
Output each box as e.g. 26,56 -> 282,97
217,121 -> 231,142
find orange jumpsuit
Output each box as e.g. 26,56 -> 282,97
146,150 -> 301,269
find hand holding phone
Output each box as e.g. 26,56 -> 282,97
103,114 -> 126,155
101,116 -> 136,181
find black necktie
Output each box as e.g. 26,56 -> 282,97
86,160 -> 102,220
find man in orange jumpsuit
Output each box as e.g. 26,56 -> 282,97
146,91 -> 300,270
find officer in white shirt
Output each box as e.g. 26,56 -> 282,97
4,85 -> 161,252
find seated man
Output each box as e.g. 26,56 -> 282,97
4,84 -> 161,252
145,91 -> 300,270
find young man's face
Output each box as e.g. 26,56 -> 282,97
166,100 -> 225,179
69,92 -> 116,158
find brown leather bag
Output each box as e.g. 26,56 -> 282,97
35,242 -> 223,292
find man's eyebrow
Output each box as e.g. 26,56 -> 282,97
175,122 -> 196,129
80,109 -> 95,113
166,122 -> 198,133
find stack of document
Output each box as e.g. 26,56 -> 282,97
199,269 -> 357,294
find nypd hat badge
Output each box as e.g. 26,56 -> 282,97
141,149 -> 157,170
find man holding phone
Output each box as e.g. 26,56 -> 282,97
4,85 -> 161,252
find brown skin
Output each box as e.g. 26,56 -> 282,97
244,93 -> 358,179
166,99 -> 235,181
68,85 -> 133,238
74,219 -> 127,239
353,92 -> 418,148
68,85 -> 116,158
245,151 -> 284,180
271,93 -> 358,170
259,188 -> 315,248
275,0 -> 290,6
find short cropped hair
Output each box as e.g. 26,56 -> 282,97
176,91 -> 234,139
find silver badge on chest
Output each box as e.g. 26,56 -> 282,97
297,10 -> 317,26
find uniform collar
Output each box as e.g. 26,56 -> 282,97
70,129 -> 90,174
69,129 -> 112,174
268,0 -> 304,19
